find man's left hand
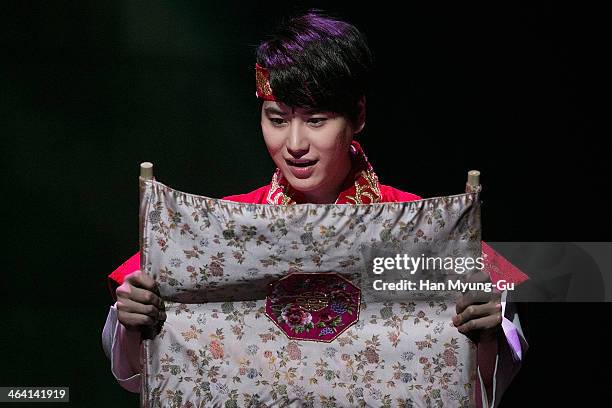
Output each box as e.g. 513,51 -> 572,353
453,271 -> 503,343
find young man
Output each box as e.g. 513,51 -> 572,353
102,12 -> 525,407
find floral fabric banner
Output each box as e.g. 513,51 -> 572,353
139,179 -> 481,408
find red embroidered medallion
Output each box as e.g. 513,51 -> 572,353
265,273 -> 361,342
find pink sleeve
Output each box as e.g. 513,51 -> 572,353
476,243 -> 529,407
102,304 -> 142,393
482,242 -> 529,361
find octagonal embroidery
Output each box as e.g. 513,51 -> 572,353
265,272 -> 361,342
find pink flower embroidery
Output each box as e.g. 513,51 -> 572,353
281,304 -> 312,328
210,262 -> 223,276
209,340 -> 224,359
364,347 -> 380,364
286,341 -> 301,360
442,348 -> 457,367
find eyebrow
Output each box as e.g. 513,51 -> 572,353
264,107 -> 288,116
264,107 -> 324,116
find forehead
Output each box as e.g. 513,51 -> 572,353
262,101 -> 322,115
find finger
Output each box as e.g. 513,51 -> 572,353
117,285 -> 163,309
455,287 -> 502,314
456,293 -> 477,314
456,313 -> 503,333
125,270 -> 157,291
456,269 -> 495,306
130,286 -> 163,308
453,301 -> 501,326
117,310 -> 156,329
455,291 -> 490,314
116,298 -> 161,320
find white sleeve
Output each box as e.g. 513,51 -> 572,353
101,304 -> 142,393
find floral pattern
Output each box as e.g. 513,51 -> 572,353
140,178 -> 481,408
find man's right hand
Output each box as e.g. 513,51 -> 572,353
116,270 -> 166,332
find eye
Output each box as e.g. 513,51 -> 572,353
308,117 -> 327,127
269,117 -> 287,127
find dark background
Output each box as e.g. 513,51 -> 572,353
2,1 -> 609,406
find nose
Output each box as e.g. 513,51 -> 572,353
286,122 -> 309,158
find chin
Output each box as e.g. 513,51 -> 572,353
285,175 -> 322,193
287,179 -> 319,192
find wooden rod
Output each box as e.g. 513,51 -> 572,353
140,162 -> 154,180
466,170 -> 481,193
467,170 -> 480,187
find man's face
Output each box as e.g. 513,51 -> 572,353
261,101 -> 356,203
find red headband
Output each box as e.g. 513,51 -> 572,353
255,63 -> 276,101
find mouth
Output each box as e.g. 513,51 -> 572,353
285,159 -> 319,168
285,158 -> 319,179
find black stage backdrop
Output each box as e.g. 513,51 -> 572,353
2,1 -> 609,407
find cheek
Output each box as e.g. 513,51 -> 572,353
261,125 -> 284,157
314,127 -> 352,159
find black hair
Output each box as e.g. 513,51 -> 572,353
256,11 -> 373,126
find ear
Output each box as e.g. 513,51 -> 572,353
354,95 -> 366,134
